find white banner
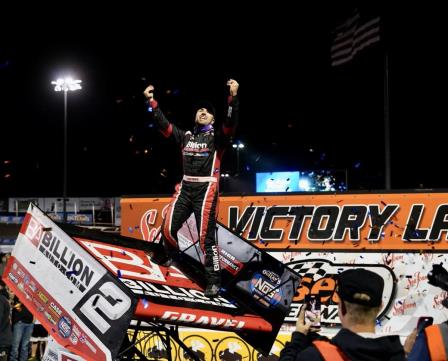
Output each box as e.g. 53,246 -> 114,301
271,251 -> 448,337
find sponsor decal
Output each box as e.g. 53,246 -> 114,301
215,336 -> 251,361
285,259 -> 396,324
59,351 -> 85,361
179,335 -> 211,361
79,335 -> 97,354
249,270 -> 283,308
392,299 -> 417,316
185,141 -> 208,150
161,311 -> 245,330
252,339 -> 285,360
71,214 -> 91,223
140,206 -> 169,242
28,281 -> 37,293
37,290 -> 49,304
44,311 -> 57,325
17,268 -> 25,278
32,298 -> 45,313
49,302 -> 63,317
406,271 -> 428,289
382,253 -> 404,267
58,316 -> 72,338
219,248 -> 243,275
8,272 -> 18,284
183,141 -> 210,157
146,333 -> 179,360
132,329 -> 288,361
46,349 -> 58,361
23,214 -> 44,247
262,269 -> 281,283
72,325 -> 81,337
212,245 -> 220,271
69,332 -> 78,345
38,231 -> 95,292
121,279 -> 237,309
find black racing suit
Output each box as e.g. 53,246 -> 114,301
149,95 -> 239,286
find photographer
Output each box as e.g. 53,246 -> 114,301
279,268 -> 405,361
407,264 -> 448,361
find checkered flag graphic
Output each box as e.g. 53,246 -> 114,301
290,262 -> 328,281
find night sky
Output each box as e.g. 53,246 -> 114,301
1,3 -> 447,198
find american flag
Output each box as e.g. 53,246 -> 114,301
331,9 -> 381,67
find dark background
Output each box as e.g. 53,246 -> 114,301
1,3 -> 446,197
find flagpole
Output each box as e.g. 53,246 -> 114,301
384,49 -> 391,190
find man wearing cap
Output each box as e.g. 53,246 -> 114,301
279,268 -> 405,361
143,79 -> 239,298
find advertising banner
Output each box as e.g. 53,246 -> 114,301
121,193 -> 448,337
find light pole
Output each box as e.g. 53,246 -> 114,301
232,142 -> 245,175
51,77 -> 82,222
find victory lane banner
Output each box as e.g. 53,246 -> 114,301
122,192 -> 448,251
121,192 -> 448,338
2,204 -> 137,361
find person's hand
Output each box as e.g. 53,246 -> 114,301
227,79 -> 239,96
403,328 -> 418,356
296,304 -> 314,335
143,85 -> 155,101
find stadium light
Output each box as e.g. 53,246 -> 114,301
51,77 -> 82,222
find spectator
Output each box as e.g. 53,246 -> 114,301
0,254 -> 10,278
29,319 -> 48,361
279,268 -> 405,361
0,281 -> 12,361
10,296 -> 34,361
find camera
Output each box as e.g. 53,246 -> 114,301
304,295 -> 321,329
416,316 -> 433,334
